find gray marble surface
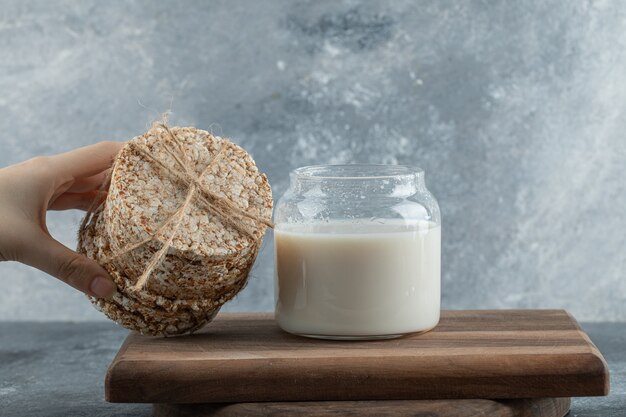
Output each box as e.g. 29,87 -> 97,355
0,321 -> 624,417
1,1 -> 626,322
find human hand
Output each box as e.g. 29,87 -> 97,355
0,142 -> 123,298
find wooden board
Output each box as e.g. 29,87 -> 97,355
153,398 -> 571,417
106,310 -> 609,403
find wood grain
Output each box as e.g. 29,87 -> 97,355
106,310 -> 609,403
153,398 -> 571,417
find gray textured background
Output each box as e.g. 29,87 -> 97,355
0,0 -> 624,321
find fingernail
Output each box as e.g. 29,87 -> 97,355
90,276 -> 117,298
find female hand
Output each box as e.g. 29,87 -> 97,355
0,142 -> 123,298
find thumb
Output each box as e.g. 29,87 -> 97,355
24,232 -> 117,298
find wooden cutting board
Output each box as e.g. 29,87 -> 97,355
152,398 -> 572,417
106,310 -> 609,404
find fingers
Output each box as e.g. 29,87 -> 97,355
48,190 -> 106,211
51,141 -> 124,179
22,232 -> 117,298
67,169 -> 111,193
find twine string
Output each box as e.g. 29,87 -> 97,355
132,183 -> 196,290
129,139 -> 265,238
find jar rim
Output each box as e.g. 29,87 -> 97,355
292,164 -> 423,180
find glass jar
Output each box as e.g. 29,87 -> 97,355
273,164 -> 441,340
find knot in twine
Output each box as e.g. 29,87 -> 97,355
79,123 -> 273,292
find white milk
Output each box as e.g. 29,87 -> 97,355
274,220 -> 441,338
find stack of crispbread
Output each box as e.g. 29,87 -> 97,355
78,125 -> 272,336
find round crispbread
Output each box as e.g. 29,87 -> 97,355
78,125 -> 272,336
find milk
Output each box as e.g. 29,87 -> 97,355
274,220 -> 441,338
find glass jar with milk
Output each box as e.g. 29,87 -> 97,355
274,164 -> 441,340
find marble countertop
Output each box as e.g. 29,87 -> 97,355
0,321 -> 624,417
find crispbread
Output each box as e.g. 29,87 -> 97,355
77,125 -> 272,336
